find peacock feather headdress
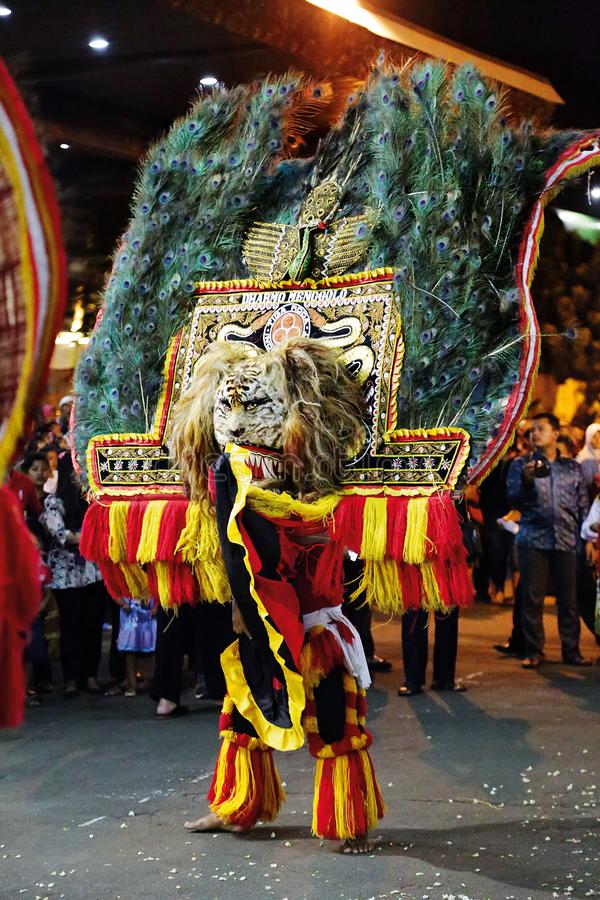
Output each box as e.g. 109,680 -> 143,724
74,56 -> 600,609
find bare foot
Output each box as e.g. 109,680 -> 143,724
341,835 -> 373,854
156,698 -> 177,716
184,811 -> 244,833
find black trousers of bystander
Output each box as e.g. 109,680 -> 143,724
401,607 -> 460,689
151,602 -> 234,704
53,581 -> 108,683
518,547 -> 580,660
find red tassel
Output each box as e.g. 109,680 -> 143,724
314,758 -> 336,838
398,560 -> 422,609
80,502 -> 110,561
386,496 -> 408,558
169,563 -> 199,606
125,499 -> 148,563
98,560 -> 131,600
157,499 -> 189,560
312,539 -> 345,604
332,495 -> 366,555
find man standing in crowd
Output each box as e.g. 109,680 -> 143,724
507,412 -> 593,669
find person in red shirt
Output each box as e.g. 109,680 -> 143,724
6,466 -> 41,519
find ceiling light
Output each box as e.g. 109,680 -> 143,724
591,186 -> 600,200
59,142 -> 70,150
89,36 -> 109,50
0,6 -> 12,16
200,75 -> 218,87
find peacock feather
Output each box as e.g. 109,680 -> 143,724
73,56 -> 595,483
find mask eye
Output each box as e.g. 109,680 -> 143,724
245,401 -> 257,412
219,397 -> 231,410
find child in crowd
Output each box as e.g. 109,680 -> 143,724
116,598 -> 157,696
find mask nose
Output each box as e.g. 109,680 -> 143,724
230,427 -> 245,439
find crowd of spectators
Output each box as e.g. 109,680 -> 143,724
7,396 -> 600,717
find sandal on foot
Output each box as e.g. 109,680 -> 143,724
397,685 -> 422,697
522,657 -> 542,669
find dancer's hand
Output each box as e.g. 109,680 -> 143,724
232,600 -> 251,638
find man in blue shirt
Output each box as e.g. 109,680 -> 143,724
506,412 -> 592,668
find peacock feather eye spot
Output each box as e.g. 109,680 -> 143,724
455,89 -> 465,102
184,281 -> 194,292
123,324 -> 133,337
486,95 -> 497,110
131,401 -> 141,413
170,159 -> 179,169
514,157 -> 525,171
159,192 -> 170,204
161,213 -> 170,224
141,203 -> 150,214
99,401 -> 108,413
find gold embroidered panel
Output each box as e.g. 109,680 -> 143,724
86,269 -> 469,498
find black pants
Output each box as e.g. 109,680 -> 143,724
342,558 -> 375,659
481,522 -> 512,594
577,553 -> 600,646
506,583 -> 526,656
54,581 -> 108,683
518,547 -> 580,660
401,607 -> 459,689
151,602 -> 233,704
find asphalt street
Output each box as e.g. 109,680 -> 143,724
1,602 -> 599,900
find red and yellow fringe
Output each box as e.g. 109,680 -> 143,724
81,487 -> 472,612
207,697 -> 286,829
312,749 -> 385,841
300,628 -> 385,840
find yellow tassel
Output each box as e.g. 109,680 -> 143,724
403,497 -> 429,564
137,500 -> 168,563
359,497 -> 388,560
333,755 -> 354,838
350,559 -> 403,614
212,743 -> 255,822
247,485 -> 340,523
261,752 -> 286,821
108,502 -> 130,562
420,561 -> 445,610
154,561 -> 172,609
176,501 -> 230,602
359,749 -> 386,828
211,738 -> 233,811
120,563 -> 150,600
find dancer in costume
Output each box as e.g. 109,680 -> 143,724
72,56 -> 600,847
170,339 -> 384,851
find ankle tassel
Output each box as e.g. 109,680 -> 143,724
208,734 -> 286,829
312,749 -> 385,840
